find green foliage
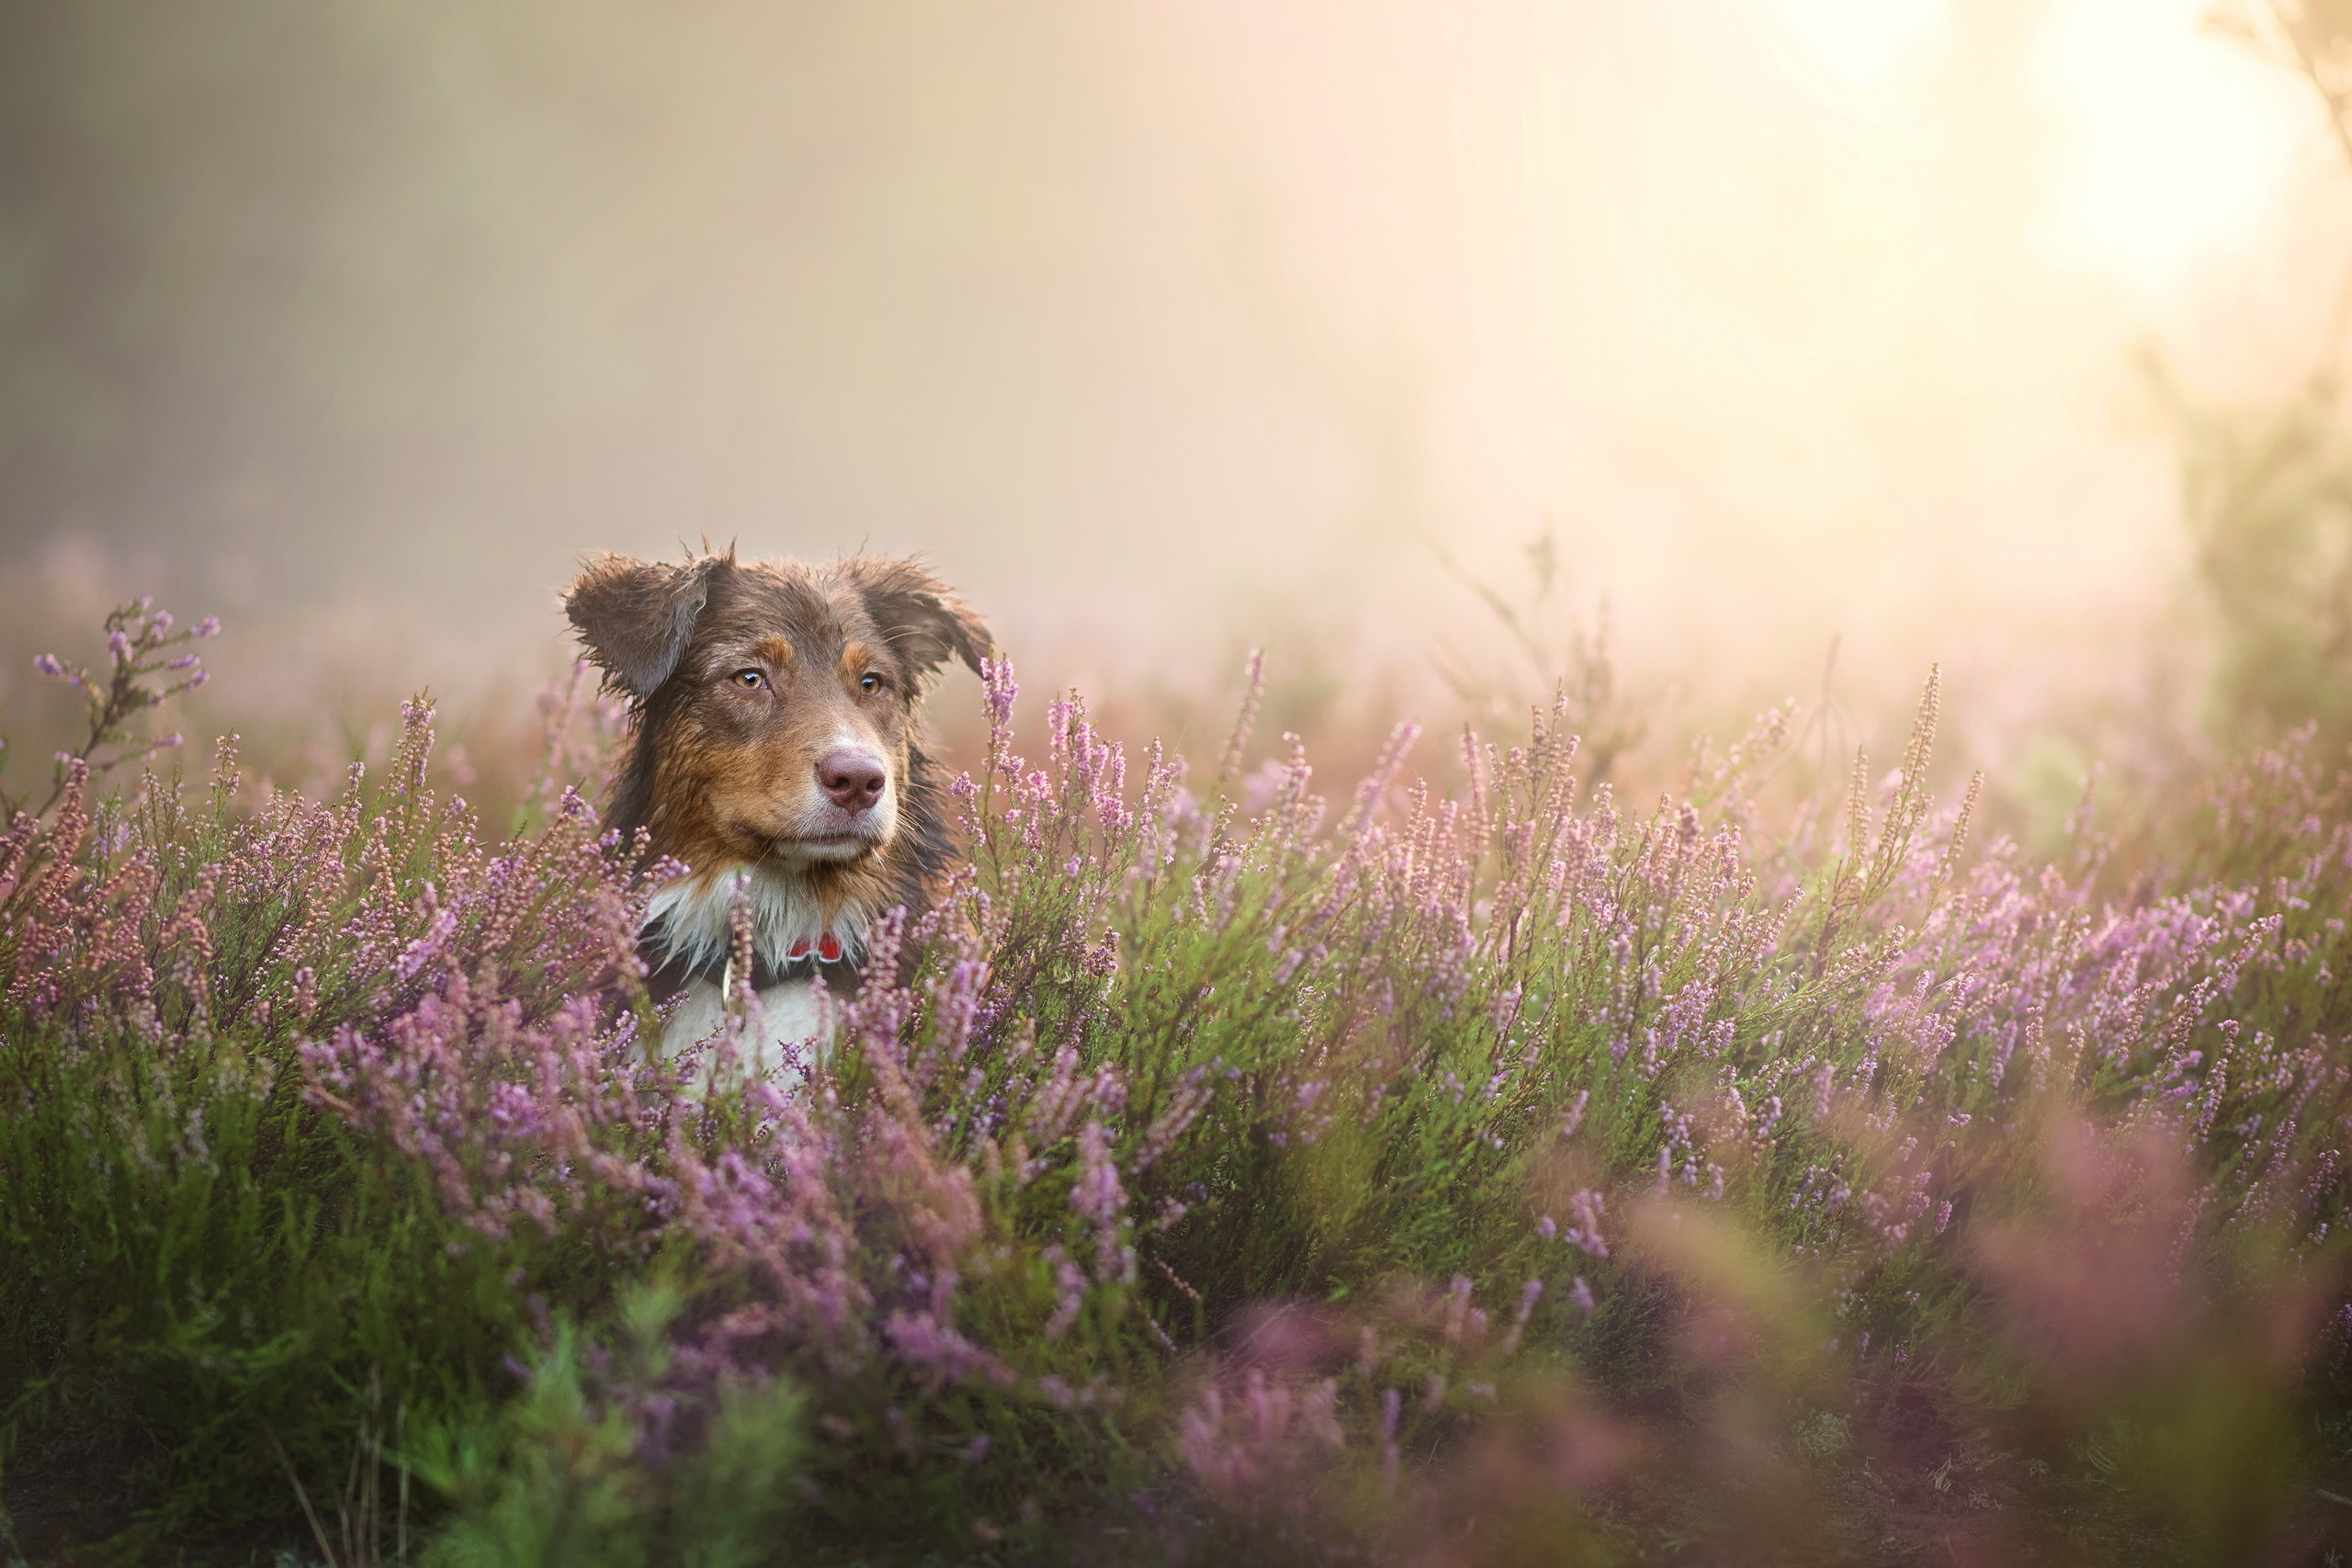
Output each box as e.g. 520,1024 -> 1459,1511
2175,5 -> 2352,757
413,1287 -> 804,1568
0,780 -> 524,1548
2167,372 -> 2352,754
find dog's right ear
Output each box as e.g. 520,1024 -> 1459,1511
564,553 -> 728,699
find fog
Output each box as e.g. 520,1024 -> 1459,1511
3,0 -> 2346,779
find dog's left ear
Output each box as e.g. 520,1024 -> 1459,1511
839,557 -> 992,679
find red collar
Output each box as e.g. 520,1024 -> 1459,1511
785,931 -> 847,964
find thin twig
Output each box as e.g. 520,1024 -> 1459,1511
263,1426 -> 342,1568
397,1397 -> 409,1566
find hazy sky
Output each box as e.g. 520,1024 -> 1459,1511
2,0 -> 2346,748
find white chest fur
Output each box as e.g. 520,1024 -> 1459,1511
643,863 -> 868,1082
661,974 -> 833,1078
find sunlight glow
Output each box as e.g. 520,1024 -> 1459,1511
1770,0 -> 1946,88
2040,0 -> 2309,288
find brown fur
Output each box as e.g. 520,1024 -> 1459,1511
565,548 -> 989,996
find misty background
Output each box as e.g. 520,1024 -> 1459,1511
4,0 -> 2349,808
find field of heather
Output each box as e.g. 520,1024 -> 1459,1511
5,602 -> 2352,1566
20,2 -> 2352,1562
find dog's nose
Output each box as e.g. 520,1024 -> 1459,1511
817,750 -> 888,813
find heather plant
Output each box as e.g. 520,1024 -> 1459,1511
0,698 -> 682,1552
0,595 -> 216,821
7,601 -> 2352,1563
1430,527 -> 1647,785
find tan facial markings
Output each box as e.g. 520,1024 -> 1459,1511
657,622 -> 911,872
719,636 -> 797,692
839,639 -> 886,696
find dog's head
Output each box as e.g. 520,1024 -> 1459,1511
565,549 -> 989,876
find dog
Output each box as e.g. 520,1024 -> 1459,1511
565,547 -> 989,1074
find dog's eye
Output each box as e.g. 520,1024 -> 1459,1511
858,671 -> 883,694
731,669 -> 764,690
